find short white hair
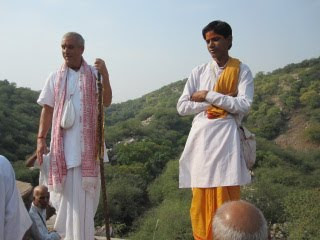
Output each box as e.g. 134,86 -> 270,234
212,201 -> 268,240
62,32 -> 85,47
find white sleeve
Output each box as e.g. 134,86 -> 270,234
37,72 -> 56,108
205,63 -> 254,115
3,159 -> 21,240
0,156 -> 32,240
177,69 -> 211,116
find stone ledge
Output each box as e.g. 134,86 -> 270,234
16,180 -> 33,199
16,180 -> 33,209
95,237 -> 126,240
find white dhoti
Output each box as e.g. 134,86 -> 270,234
51,167 -> 100,240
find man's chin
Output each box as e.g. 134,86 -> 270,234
65,62 -> 75,68
210,53 -> 217,59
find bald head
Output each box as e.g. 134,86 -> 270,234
33,185 -> 50,209
33,185 -> 48,196
213,200 -> 268,240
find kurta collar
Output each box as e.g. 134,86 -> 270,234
31,202 -> 46,216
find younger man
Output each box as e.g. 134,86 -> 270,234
177,20 -> 254,239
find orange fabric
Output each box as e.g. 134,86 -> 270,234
190,186 -> 240,240
207,58 -> 240,119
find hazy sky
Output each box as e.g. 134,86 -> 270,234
0,0 -> 319,103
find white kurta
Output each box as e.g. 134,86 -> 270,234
52,167 -> 100,240
0,155 -> 32,240
177,60 -> 254,188
37,67 -> 106,240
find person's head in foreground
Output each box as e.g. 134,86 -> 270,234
212,200 -> 268,240
33,185 -> 50,209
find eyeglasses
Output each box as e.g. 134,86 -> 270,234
39,196 -> 50,200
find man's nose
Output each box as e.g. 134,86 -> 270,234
208,40 -> 214,48
63,47 -> 69,54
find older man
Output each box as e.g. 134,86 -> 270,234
0,155 -> 32,240
29,185 -> 61,240
36,32 -> 112,240
212,200 -> 268,240
177,20 -> 254,239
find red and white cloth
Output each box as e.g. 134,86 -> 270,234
38,59 -> 100,193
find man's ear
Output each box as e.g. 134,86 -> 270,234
226,35 -> 233,49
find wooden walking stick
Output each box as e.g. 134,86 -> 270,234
97,72 -> 111,240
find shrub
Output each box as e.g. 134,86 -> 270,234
284,190 -> 320,239
304,123 -> 320,143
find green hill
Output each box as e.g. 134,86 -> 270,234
0,80 -> 40,161
246,57 -> 320,147
0,56 -> 319,239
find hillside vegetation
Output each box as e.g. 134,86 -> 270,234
246,57 -> 320,145
0,56 -> 319,239
0,80 -> 40,161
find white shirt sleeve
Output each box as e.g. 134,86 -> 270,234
205,63 -> 254,115
177,68 -> 211,116
37,72 -> 56,108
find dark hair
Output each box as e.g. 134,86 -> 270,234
202,20 -> 232,49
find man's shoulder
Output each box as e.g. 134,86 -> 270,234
88,65 -> 98,76
46,71 -> 58,82
239,62 -> 251,71
0,155 -> 14,177
239,62 -> 252,76
191,62 -> 211,75
29,204 -> 37,216
0,155 -> 10,167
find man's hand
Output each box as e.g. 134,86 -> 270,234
191,90 -> 208,102
36,105 -> 53,165
36,138 -> 48,165
94,58 -> 112,107
226,91 -> 238,97
94,58 -> 109,77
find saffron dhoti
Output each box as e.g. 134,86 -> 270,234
190,186 -> 240,240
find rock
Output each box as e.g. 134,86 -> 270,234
94,237 -> 125,240
46,214 -> 56,231
16,180 -> 33,209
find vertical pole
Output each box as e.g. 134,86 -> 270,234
97,72 -> 111,240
